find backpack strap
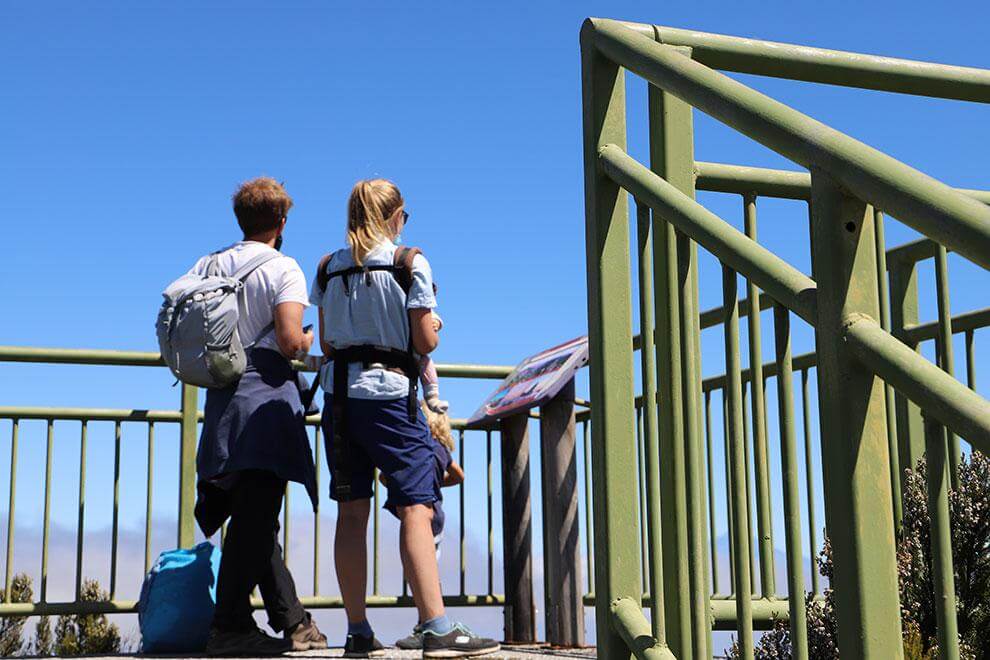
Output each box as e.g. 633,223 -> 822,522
392,246 -> 423,293
231,250 -> 281,282
315,252 -> 335,293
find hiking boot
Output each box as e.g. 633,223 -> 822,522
343,631 -> 386,658
284,612 -> 328,651
422,623 -> 500,658
205,626 -> 294,656
394,624 -> 423,650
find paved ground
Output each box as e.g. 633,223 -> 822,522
74,646 -> 599,659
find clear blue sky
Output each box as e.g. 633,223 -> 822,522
1,0 -> 988,646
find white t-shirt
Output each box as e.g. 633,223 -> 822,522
188,241 -> 309,353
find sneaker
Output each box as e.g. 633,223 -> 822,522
395,624 -> 424,650
285,612 -> 328,651
422,623 -> 500,658
206,626 -> 294,656
343,631 -> 386,658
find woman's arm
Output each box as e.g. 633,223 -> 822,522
409,307 -> 439,355
274,302 -> 313,358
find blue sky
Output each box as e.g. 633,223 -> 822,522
1,0 -> 989,648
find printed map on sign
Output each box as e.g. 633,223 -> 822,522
466,336 -> 588,428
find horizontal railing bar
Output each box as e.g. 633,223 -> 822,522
696,161 -> 811,200
903,307 -> 990,345
634,293 -> 772,351
612,20 -> 990,103
586,18 -> 990,271
0,593 -> 505,616
695,162 -> 990,205
0,407 -> 186,422
886,237 -> 941,265
701,350 -> 818,392
599,143 -> 818,324
610,598 -> 677,660
845,315 -> 990,455
587,593 -> 809,631
0,346 -> 514,380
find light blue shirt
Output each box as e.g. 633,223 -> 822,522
309,239 -> 436,399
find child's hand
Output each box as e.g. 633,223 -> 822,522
442,460 -> 465,487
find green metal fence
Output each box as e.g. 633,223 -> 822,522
0,346 -> 513,617
581,17 -> 990,660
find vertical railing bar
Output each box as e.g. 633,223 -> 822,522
934,244 -> 959,488
110,421 -> 121,599
704,391 -> 719,596
583,420 -> 594,595
723,264 -> 754,658
459,429 -> 466,597
76,421 -> 88,599
313,425 -> 321,596
144,422 -> 154,575
801,369 -> 820,596
637,199 -> 666,640
873,210 -> 901,527
741,381 -> 757,595
743,193 -> 775,598
40,419 -> 54,603
5,419 -> 18,603
675,227 -> 711,659
486,429 -> 494,597
773,305 -> 808,660
923,415 -> 961,660
636,407 -> 648,595
723,393 -> 735,596
965,329 -> 976,392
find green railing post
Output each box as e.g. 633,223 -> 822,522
581,18 -> 640,660
888,243 -> 925,499
648,69 -> 694,659
810,172 -> 903,659
178,383 -> 198,548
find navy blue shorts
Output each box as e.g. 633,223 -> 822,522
321,394 -> 441,515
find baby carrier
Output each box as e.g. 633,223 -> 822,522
315,246 -> 423,499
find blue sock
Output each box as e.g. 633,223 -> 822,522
422,614 -> 453,635
347,619 -> 373,638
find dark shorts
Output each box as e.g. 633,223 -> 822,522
321,394 -> 441,513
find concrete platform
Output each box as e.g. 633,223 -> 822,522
75,646 -> 599,660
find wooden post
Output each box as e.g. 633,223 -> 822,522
500,412 -> 536,643
539,380 -> 584,647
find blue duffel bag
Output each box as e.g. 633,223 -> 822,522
138,541 -> 221,653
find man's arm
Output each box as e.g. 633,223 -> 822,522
273,302 -> 313,358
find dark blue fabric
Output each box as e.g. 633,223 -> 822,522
320,394 -> 440,513
197,348 -> 318,510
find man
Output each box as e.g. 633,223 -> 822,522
191,177 -> 326,655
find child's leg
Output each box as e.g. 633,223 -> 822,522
420,356 -> 449,413
419,355 -> 439,399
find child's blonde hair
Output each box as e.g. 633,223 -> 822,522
421,401 -> 454,452
346,178 -> 404,266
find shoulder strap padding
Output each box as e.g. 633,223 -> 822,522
315,252 -> 334,292
392,247 -> 423,293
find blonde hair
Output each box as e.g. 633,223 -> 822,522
421,401 -> 455,452
346,178 -> 404,266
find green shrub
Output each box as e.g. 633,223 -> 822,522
726,450 -> 990,659
0,574 -> 33,656
52,579 -> 121,656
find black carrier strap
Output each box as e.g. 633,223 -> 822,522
318,247 -> 424,500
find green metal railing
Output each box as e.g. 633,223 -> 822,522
0,346 -> 514,616
581,17 -> 990,660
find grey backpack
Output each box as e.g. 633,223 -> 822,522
156,250 -> 280,388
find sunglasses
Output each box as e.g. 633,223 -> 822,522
401,210 -> 410,225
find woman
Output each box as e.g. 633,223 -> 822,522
310,179 -> 499,658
